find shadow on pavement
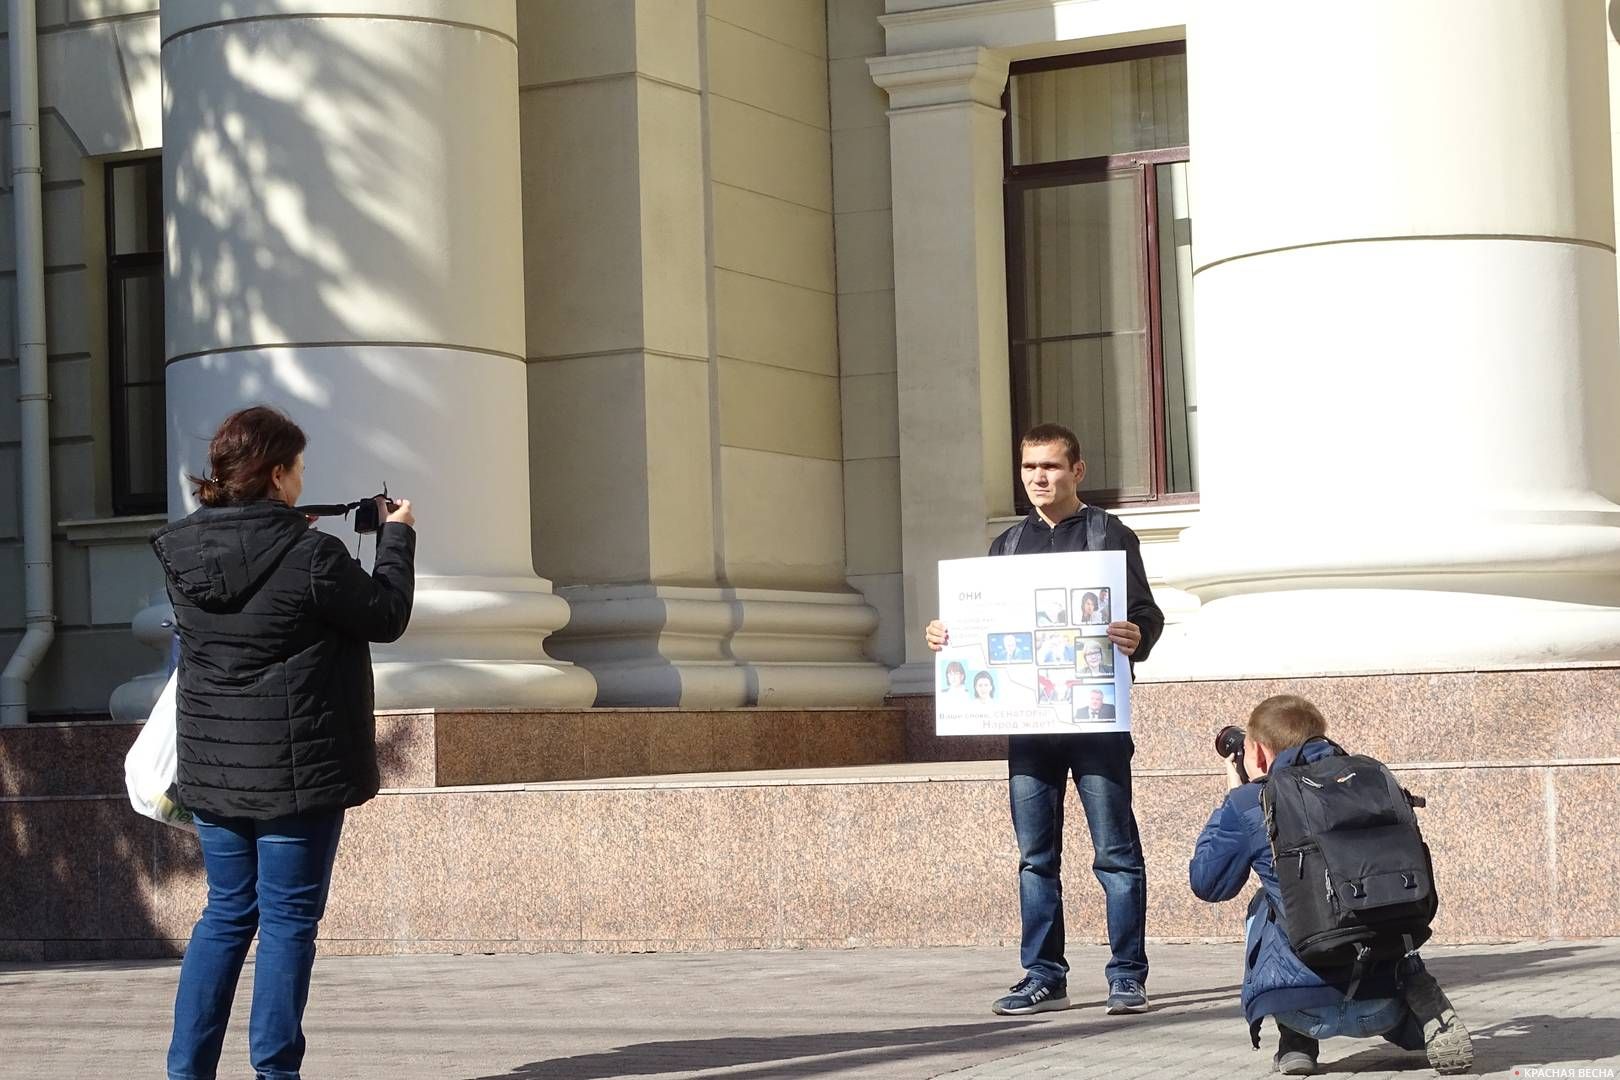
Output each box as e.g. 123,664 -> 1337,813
468,985 -> 1241,1080
471,945 -> 1615,1080
1423,942 -> 1612,988
465,1020 -> 1058,1080
1320,1014 -> 1620,1075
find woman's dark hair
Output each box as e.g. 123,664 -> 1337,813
189,406 -> 307,507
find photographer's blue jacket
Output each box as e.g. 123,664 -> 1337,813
1188,740 -> 1401,1043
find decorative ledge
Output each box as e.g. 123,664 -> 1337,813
58,514 -> 166,545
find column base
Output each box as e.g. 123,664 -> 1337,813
107,591 -> 175,723
109,575 -> 597,713
1154,514 -> 1620,679
1145,587 -> 1620,680
550,584 -> 889,707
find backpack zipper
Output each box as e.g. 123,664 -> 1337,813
1275,847 -> 1309,879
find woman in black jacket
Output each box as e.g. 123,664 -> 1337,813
153,406 -> 415,1080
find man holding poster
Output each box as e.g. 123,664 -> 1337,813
925,424 -> 1163,1018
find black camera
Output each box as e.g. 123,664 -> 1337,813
296,485 -> 399,534
351,489 -> 399,535
1215,724 -> 1249,784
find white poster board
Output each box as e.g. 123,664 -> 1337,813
935,551 -> 1131,735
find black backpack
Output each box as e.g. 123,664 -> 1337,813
1260,737 -> 1438,979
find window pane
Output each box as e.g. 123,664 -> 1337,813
1156,162 -> 1198,494
121,384 -> 167,501
1016,337 -> 1154,500
1018,174 -> 1145,343
111,159 -> 163,256
118,272 -> 165,386
1010,51 -> 1188,165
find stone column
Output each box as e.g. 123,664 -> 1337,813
118,0 -> 596,711
1159,0 -> 1620,676
869,48 -> 1013,693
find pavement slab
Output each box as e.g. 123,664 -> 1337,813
3,940 -> 1616,1079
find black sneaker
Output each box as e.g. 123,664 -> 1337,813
991,974 -> 1070,1015
1272,1049 -> 1318,1075
1274,1025 -> 1320,1075
1105,977 -> 1149,1014
1403,969 -> 1474,1075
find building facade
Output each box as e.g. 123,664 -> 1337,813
4,0 -> 1620,960
3,0 -> 1620,721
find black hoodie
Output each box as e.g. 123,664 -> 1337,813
150,501 -> 415,819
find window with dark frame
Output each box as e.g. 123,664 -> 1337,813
1004,42 -> 1197,510
106,157 -> 166,516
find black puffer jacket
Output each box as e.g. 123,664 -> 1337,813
150,501 -> 415,820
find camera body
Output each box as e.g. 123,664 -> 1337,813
351,490 -> 399,534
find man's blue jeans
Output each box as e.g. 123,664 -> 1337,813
1276,996 -> 1425,1050
1275,954 -> 1429,1051
167,808 -> 345,1080
1009,732 -> 1147,986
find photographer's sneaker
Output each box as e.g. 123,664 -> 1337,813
1105,978 -> 1150,1014
1403,970 -> 1474,1075
991,974 -> 1070,1015
1274,1026 -> 1320,1075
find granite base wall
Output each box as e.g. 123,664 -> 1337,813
2,667 -> 1616,959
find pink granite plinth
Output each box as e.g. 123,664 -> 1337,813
4,665 -> 1616,959
4,760 -> 1614,959
426,707 -> 908,786
899,664 -> 1620,770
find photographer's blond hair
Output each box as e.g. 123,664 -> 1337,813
1247,694 -> 1328,754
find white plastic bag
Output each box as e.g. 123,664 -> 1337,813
123,671 -> 195,831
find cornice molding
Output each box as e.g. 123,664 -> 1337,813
868,46 -> 1010,110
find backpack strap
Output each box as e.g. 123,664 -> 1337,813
1083,504 -> 1109,551
1298,734 -> 1348,758
992,519 -> 1027,557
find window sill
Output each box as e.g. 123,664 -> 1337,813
59,514 -> 167,545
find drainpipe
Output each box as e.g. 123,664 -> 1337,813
0,0 -> 55,726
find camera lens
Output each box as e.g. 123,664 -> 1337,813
1214,725 -> 1245,760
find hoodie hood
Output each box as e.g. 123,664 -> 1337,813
151,502 -> 311,611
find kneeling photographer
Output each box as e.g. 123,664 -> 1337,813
151,405 -> 416,1080
1188,695 -> 1473,1076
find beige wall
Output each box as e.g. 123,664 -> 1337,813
521,0 -> 718,589
826,0 -> 903,665
0,2 -> 166,715
706,0 -> 848,592
523,0 -> 863,596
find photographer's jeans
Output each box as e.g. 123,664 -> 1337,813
1274,955 -> 1430,1051
168,808 -> 345,1080
1009,733 -> 1148,986
1275,996 -> 1425,1050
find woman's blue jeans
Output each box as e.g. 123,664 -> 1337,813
167,808 -> 345,1080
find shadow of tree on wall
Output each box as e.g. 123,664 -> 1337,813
0,721 -> 200,961
0,716 -> 417,963
163,12 -> 487,487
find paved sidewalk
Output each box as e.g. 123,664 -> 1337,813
5,940 -> 1617,1079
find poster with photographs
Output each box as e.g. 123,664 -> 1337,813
935,551 -> 1131,735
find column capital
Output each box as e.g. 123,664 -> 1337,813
868,46 -> 1009,112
